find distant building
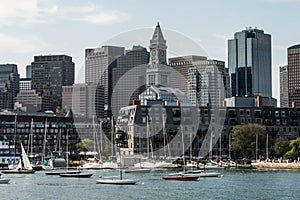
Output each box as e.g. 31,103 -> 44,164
280,65 -> 289,107
19,78 -> 31,90
287,44 -> 300,107
188,59 -> 230,107
31,55 -> 74,110
228,28 -> 272,98
62,83 -> 104,118
0,64 -> 20,110
85,45 -> 124,118
111,45 -> 150,117
14,90 -> 52,112
169,55 -> 207,94
26,65 -> 32,78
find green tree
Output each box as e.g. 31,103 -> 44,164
274,138 -> 290,158
76,138 -> 94,159
231,123 -> 268,158
284,137 -> 300,160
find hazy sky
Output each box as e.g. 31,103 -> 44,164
0,0 -> 299,101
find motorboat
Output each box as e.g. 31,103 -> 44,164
81,162 -> 102,170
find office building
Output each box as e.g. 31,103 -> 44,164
110,45 -> 149,117
287,44 -> 300,107
280,65 -> 289,107
31,55 -> 75,110
85,46 -> 124,118
0,64 -> 20,110
19,78 -> 31,90
169,55 -> 207,94
228,28 -> 272,98
26,65 -> 32,78
188,59 -> 230,107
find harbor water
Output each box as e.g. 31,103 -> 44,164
1,169 -> 299,200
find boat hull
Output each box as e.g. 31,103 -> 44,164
59,173 -> 93,178
45,170 -> 81,175
1,169 -> 35,174
96,179 -> 137,185
0,178 -> 10,184
162,175 -> 199,181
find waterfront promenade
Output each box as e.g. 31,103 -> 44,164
257,161 -> 300,169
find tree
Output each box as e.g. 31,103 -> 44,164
76,138 -> 94,159
284,137 -> 300,160
274,138 -> 290,158
231,123 -> 268,159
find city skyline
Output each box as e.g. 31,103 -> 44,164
1,0 -> 300,103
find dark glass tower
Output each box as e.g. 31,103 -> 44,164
31,55 -> 74,110
228,28 -> 272,98
0,64 -> 20,110
288,44 -> 300,107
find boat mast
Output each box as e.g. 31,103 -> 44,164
111,117 -> 114,159
162,112 -> 166,158
266,133 -> 269,160
42,118 -> 48,163
146,115 -> 149,158
255,134 -> 258,161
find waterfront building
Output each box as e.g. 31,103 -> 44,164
85,45 -> 124,118
31,55 -> 75,111
0,64 -> 20,110
111,45 -> 149,117
0,111 -> 79,164
169,55 -> 207,94
116,104 -> 299,159
287,44 -> 300,107
280,65 -> 289,107
228,28 -> 272,98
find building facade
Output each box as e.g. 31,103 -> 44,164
116,105 -> 300,159
287,44 -> 300,107
85,46 -> 124,118
110,45 -> 150,117
228,28 -> 272,98
188,59 -> 230,107
19,78 -> 31,90
0,64 -> 20,110
280,65 -> 289,107
31,55 -> 75,110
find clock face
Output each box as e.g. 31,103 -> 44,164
159,50 -> 165,57
151,50 -> 156,56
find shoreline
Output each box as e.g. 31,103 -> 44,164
257,162 -> 300,169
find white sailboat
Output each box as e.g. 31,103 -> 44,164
2,143 -> 35,174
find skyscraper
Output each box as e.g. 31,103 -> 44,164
280,65 -> 289,107
31,55 -> 75,110
85,45 -> 124,118
287,44 -> 300,107
228,28 -> 272,98
111,45 -> 149,117
0,64 -> 20,110
188,59 -> 230,107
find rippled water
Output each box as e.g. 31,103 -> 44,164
1,169 -> 300,200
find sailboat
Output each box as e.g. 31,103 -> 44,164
2,143 -> 35,174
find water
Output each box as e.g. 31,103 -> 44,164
1,169 -> 300,200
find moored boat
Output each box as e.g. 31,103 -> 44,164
124,168 -> 151,173
162,175 -> 200,181
59,173 -> 93,178
45,170 -> 81,175
96,179 -> 137,185
0,178 -> 10,184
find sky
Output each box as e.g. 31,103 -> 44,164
0,0 -> 300,102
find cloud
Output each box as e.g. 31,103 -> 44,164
213,33 -> 230,41
0,33 -> 47,53
0,0 -> 58,25
0,1 -> 129,26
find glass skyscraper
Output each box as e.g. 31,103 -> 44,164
228,28 -> 272,98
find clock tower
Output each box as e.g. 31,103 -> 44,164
146,22 -> 170,87
149,22 -> 167,65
